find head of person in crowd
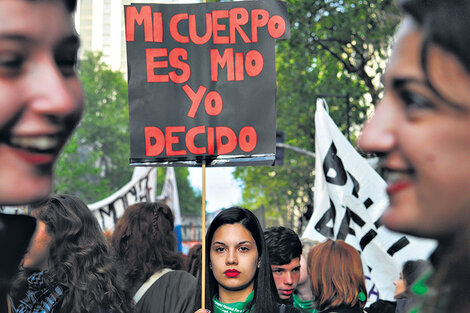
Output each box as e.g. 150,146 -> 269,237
293,238 -> 318,312
111,201 -> 184,293
194,207 -> 280,313
185,243 -> 202,278
394,260 -> 431,313
308,239 -> 367,313
297,238 -> 318,292
358,0 -> 470,311
0,0 -> 84,206
13,194 -> 133,313
394,260 -> 431,299
264,226 -> 302,302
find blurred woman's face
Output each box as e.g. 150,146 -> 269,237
210,223 -> 259,301
22,220 -> 51,271
0,0 -> 83,205
358,18 -> 470,239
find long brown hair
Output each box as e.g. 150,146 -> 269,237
307,239 -> 366,311
16,194 -> 134,313
111,202 -> 184,293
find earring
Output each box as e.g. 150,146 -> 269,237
209,263 -> 212,269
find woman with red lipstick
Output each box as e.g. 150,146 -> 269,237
194,207 -> 299,313
358,0 -> 470,312
0,0 -> 84,312
307,239 -> 367,313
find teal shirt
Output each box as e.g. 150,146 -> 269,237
213,290 -> 255,313
293,293 -> 317,313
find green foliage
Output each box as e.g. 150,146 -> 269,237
234,0 -> 401,231
54,51 -> 132,203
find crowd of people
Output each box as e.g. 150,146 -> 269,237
1,0 -> 469,312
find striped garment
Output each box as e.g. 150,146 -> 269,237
16,271 -> 65,313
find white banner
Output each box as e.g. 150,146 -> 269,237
89,167 -> 157,231
159,167 -> 181,226
302,99 -> 436,302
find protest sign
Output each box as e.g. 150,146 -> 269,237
125,1 -> 289,166
303,99 -> 437,302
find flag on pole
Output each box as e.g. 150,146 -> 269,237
160,167 -> 183,252
302,99 -> 436,302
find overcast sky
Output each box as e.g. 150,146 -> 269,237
188,167 -> 242,213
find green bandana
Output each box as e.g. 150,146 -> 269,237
213,290 -> 255,313
293,293 -> 317,313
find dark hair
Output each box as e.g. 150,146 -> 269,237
63,0 -> 77,12
22,194 -> 133,313
27,0 -> 77,12
399,0 -> 470,101
111,202 -> 184,293
402,259 -> 431,289
194,207 -> 279,313
308,239 -> 367,311
185,244 -> 202,278
264,226 -> 302,265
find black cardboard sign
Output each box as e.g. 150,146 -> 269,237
125,1 -> 289,167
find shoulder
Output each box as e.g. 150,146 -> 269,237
365,300 -> 396,313
136,270 -> 196,313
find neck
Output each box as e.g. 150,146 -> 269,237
295,281 -> 313,300
218,283 -> 254,304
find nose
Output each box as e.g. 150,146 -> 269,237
358,96 -> 397,155
393,279 -> 398,286
225,249 -> 238,265
27,55 -> 83,122
284,272 -> 293,286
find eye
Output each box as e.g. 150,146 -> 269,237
0,52 -> 26,77
55,53 -> 78,77
239,246 -> 250,252
399,89 -> 435,112
214,246 -> 225,253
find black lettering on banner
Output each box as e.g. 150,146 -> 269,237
323,142 -> 347,185
363,198 -> 373,209
99,205 -> 117,229
374,218 -> 383,229
315,199 -> 336,238
387,236 -> 410,256
360,229 -> 377,250
128,186 -> 138,202
347,171 -> 360,198
337,207 -> 367,240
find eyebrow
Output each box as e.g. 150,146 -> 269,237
391,76 -> 469,113
211,240 -> 252,246
0,33 -> 80,48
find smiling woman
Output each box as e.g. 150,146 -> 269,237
0,0 -> 83,205
358,0 -> 470,312
0,0 -> 84,311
